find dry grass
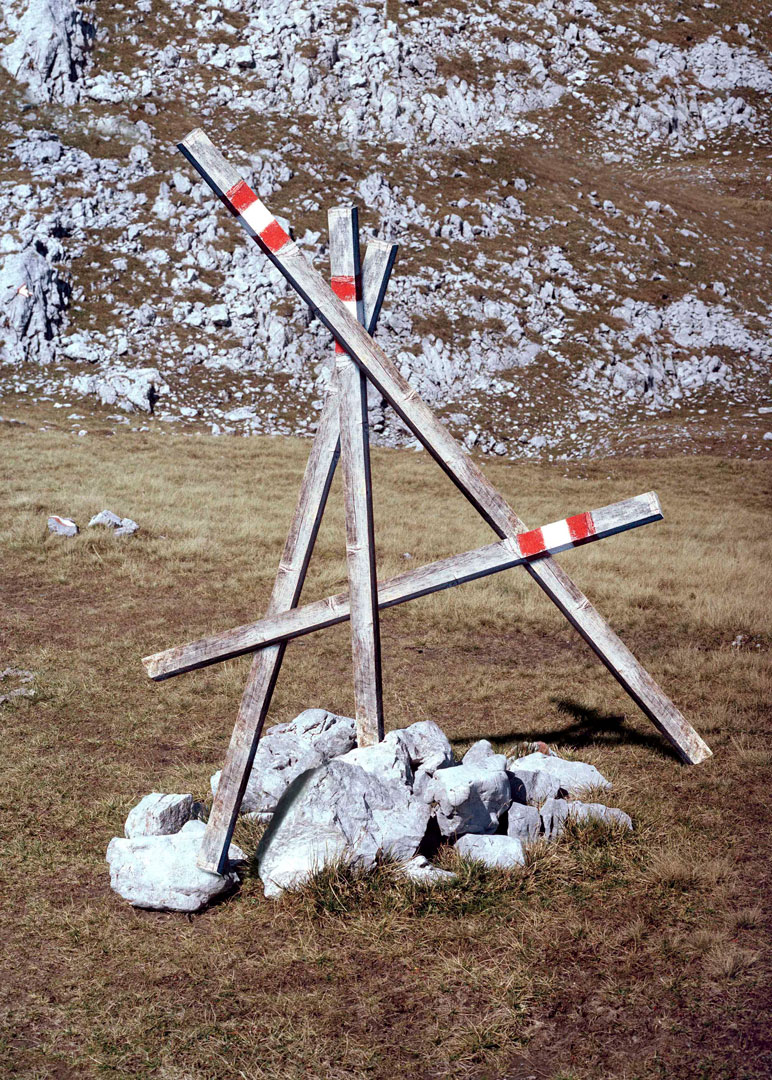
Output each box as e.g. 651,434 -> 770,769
1,415 -> 771,1079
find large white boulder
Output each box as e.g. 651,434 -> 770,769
455,833 -> 526,869
0,247 -> 67,365
106,820 -> 245,912
211,708 -> 357,816
255,759 -> 431,898
423,761 -> 511,838
124,793 -> 194,838
507,752 -> 610,798
507,766 -> 561,806
71,364 -> 169,414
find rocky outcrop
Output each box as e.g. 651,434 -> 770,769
1,0 -> 93,104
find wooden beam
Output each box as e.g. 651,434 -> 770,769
144,490 -> 663,677
196,239 -> 398,874
329,206 -> 384,747
176,129 -> 712,766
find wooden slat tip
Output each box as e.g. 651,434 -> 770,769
647,491 -> 664,519
180,127 -> 207,150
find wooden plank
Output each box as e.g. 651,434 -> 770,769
196,239 -> 398,874
329,205 -> 384,747
144,490 -> 663,678
177,128 -> 712,767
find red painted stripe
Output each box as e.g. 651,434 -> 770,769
566,511 -> 596,544
518,526 -> 545,559
335,341 -> 346,354
331,275 -> 357,301
226,179 -> 257,214
259,219 -> 290,253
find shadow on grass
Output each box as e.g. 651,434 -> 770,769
481,697 -> 682,761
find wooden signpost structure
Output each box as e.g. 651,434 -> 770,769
143,128 -> 712,876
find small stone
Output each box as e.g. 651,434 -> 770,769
398,855 -> 457,886
506,803 -> 541,843
106,820 -> 245,912
88,509 -> 122,528
455,833 -> 526,868
124,793 -> 194,838
48,515 -> 78,536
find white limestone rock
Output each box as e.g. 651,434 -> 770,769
88,509 -> 122,529
47,514 -> 77,536
339,730 -> 414,786
508,751 -> 610,798
124,792 -> 194,838
1,0 -> 93,104
211,708 -> 357,817
398,855 -> 457,886
423,761 -> 511,838
106,820 -> 245,912
455,833 -> 526,869
506,803 -> 542,844
255,759 -> 431,898
539,797 -> 570,840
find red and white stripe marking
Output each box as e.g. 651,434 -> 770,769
514,510 -> 597,560
224,178 -> 291,255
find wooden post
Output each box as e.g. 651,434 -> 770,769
144,491 -> 664,679
329,206 -> 384,747
196,240 -> 397,875
176,128 -> 712,767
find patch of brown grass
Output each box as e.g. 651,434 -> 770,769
1,422 -> 771,1078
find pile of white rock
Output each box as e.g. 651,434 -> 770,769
107,708 -> 632,912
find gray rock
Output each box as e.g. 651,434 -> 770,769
540,798 -> 632,840
507,766 -> 562,806
462,739 -> 507,772
539,797 -> 570,840
71,365 -> 169,413
423,761 -> 511,838
0,247 -> 68,365
255,759 -> 431,898
398,855 -> 456,886
211,708 -> 357,816
506,803 -> 541,844
88,509 -> 123,528
339,730 -> 414,786
124,793 -> 194,838
115,517 -> 139,536
455,833 -> 526,868
508,752 -> 610,797
47,514 -> 77,536
106,820 -> 245,912
0,667 -> 35,705
398,719 -> 455,797
1,0 -> 93,104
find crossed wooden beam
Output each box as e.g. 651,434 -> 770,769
144,128 -> 712,876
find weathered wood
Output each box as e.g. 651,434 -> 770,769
330,206 -> 384,747
177,128 -> 712,766
196,239 -> 398,874
144,490 -> 663,678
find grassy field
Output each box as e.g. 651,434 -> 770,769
1,414 -> 771,1079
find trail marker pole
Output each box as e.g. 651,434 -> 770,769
147,128 -> 712,875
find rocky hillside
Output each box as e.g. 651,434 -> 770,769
0,0 -> 770,459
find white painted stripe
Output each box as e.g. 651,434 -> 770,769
541,519 -> 572,551
241,199 -> 275,236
